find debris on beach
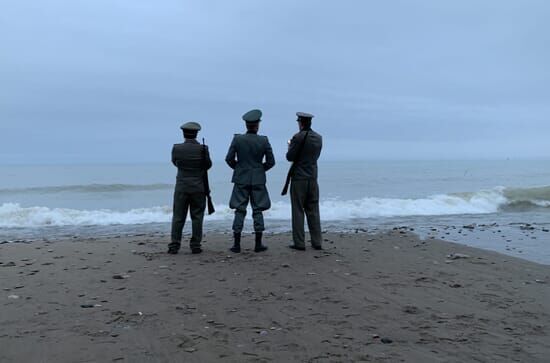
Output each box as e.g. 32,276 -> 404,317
447,253 -> 470,260
402,305 -> 420,314
112,274 -> 130,279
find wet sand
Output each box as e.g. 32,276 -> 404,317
1,231 -> 549,362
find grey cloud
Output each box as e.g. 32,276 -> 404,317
1,0 -> 549,163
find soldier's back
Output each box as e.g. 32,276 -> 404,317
234,134 -> 269,165
172,141 -> 206,193
289,129 -> 322,180
228,133 -> 274,186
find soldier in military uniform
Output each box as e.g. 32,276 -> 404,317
225,109 -> 275,253
169,122 -> 212,255
286,112 -> 323,251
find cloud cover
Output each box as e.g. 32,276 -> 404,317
1,0 -> 549,163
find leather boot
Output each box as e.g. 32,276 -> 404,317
230,232 -> 241,253
254,232 -> 267,252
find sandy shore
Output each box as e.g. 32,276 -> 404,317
1,230 -> 549,362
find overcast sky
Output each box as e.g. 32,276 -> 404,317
1,0 -> 549,163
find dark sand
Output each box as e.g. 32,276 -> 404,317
1,231 -> 549,362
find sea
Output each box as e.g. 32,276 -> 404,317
1,160 -> 549,264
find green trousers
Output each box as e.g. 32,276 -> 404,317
170,186 -> 206,250
229,184 -> 271,233
290,179 -> 322,248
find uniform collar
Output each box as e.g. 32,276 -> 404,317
184,139 -> 199,144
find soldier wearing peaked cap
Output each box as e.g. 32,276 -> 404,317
285,112 -> 323,251
168,121 -> 212,255
225,109 -> 275,253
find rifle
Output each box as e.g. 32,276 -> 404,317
202,138 -> 215,215
281,130 -> 309,196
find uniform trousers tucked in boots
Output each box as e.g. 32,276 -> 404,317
230,184 -> 270,233
290,179 -> 322,249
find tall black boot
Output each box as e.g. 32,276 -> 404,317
254,232 -> 267,252
230,232 -> 241,253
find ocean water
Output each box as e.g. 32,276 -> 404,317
1,160 -> 549,263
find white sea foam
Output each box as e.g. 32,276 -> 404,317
0,203 -> 174,227
2,186 -> 545,228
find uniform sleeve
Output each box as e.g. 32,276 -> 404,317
286,133 -> 302,162
204,145 -> 213,170
263,136 -> 275,171
171,145 -> 179,167
225,136 -> 237,169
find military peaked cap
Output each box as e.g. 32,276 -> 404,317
180,121 -> 202,131
242,109 -> 262,123
296,112 -> 314,119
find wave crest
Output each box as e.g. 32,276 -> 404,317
1,185 -> 548,228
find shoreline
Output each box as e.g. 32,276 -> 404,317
2,219 -> 550,266
1,231 -> 549,362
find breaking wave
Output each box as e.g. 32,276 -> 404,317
0,186 -> 548,228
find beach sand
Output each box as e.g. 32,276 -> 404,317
1,230 -> 549,362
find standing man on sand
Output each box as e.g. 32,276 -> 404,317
226,109 -> 275,253
285,112 -> 323,251
169,122 -> 212,255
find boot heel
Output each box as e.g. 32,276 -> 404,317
254,232 -> 267,252
230,232 -> 241,253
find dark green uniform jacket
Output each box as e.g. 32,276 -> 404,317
286,129 -> 322,180
172,139 -> 212,193
225,133 -> 275,185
